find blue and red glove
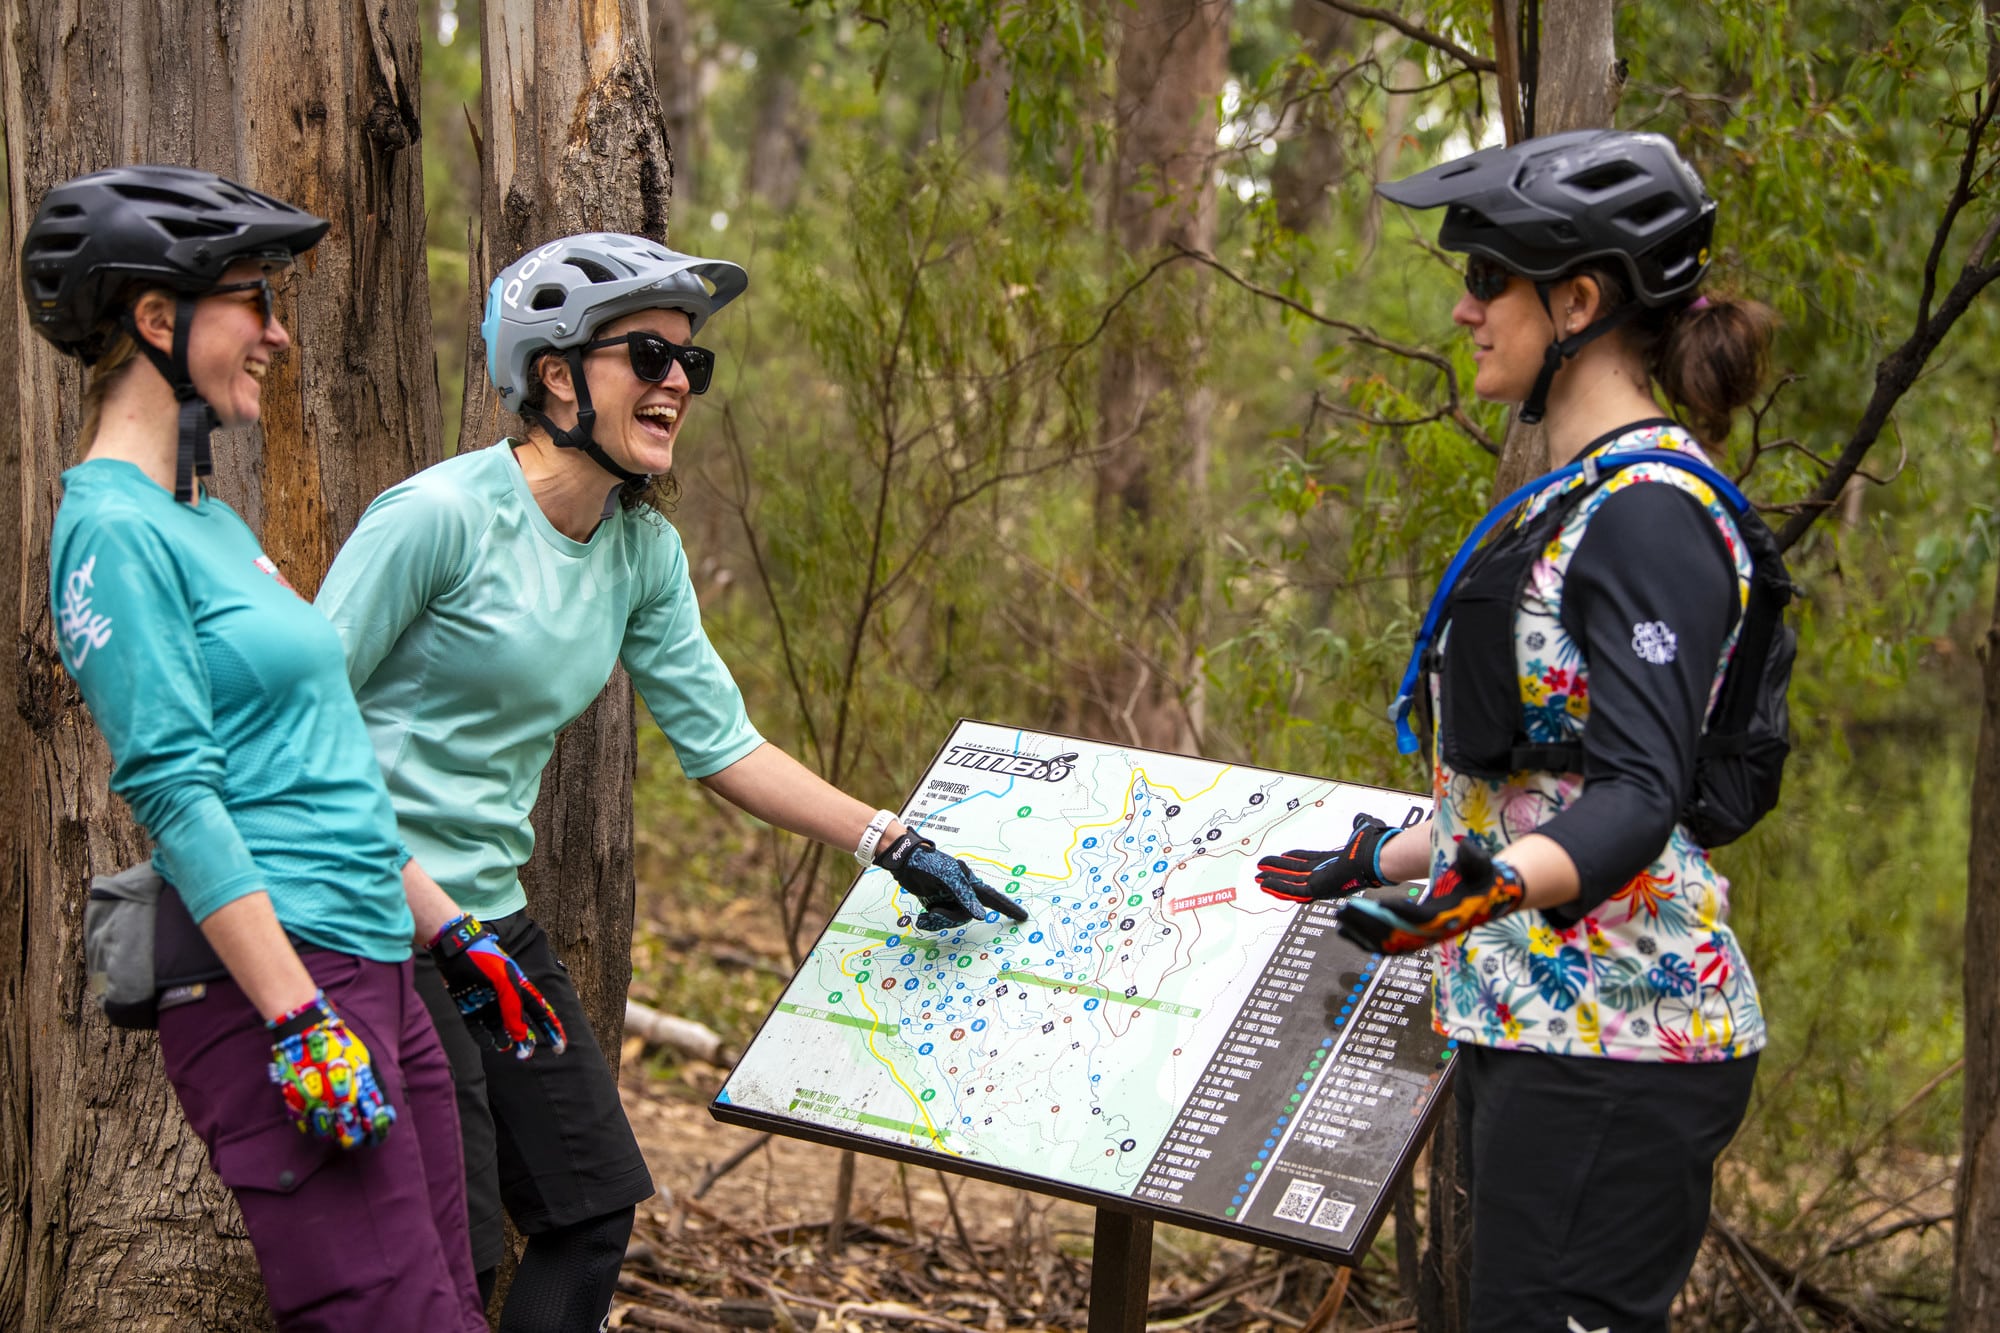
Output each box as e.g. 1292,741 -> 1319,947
267,991 -> 397,1150
1334,840 -> 1527,955
427,915 -> 568,1060
875,832 -> 1030,932
1255,813 -> 1400,903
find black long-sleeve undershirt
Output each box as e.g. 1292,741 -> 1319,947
1534,481 -> 1742,922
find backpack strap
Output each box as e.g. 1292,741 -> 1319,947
1390,449 -> 1752,756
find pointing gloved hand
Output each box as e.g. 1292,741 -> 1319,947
1255,813 -> 1400,903
427,914 -> 568,1060
1334,839 -> 1526,955
876,831 -> 1030,931
267,990 -> 397,1150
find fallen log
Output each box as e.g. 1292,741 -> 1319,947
628,1000 -> 735,1065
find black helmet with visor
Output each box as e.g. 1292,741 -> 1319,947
20,164 -> 330,502
1379,129 -> 1716,422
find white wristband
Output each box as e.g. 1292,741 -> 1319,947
855,809 -> 897,865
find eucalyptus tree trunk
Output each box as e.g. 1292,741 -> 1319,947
1952,566 -> 2000,1328
1271,0 -> 1353,233
0,1 -> 436,1328
463,0 -> 672,1078
962,28 -> 1012,178
1487,0 -> 1622,498
1092,0 -> 1229,752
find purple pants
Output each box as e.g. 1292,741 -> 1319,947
158,950 -> 487,1332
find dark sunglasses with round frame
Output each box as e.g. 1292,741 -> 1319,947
584,331 -> 717,395
1463,254 -> 1514,302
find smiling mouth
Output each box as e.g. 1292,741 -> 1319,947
244,361 -> 268,381
636,404 -> 679,435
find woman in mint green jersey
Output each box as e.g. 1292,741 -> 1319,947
25,166 -> 564,1332
316,232 -> 1024,1333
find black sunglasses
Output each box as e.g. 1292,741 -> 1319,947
583,332 -> 716,395
1463,254 -> 1514,302
210,275 -> 292,327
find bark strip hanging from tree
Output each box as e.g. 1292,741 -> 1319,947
0,0 -> 437,1326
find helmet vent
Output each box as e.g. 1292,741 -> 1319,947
112,183 -> 205,209
29,230 -> 85,256
564,257 -> 618,285
1618,192 -> 1686,233
1563,161 -> 1644,198
159,216 -> 233,239
529,285 -> 568,310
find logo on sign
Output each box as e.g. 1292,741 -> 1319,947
942,745 -> 1077,782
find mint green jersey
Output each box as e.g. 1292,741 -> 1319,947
316,444 -> 763,919
50,460 -> 414,960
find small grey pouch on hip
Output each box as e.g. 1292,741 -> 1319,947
85,861 -> 164,1028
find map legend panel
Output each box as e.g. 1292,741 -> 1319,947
714,721 -> 1453,1261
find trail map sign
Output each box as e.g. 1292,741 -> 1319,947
713,721 -> 1457,1261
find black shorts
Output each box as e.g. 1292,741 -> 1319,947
1456,1043 -> 1758,1333
414,910 -> 654,1270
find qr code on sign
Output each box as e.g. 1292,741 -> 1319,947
1273,1179 -> 1323,1223
1309,1197 -> 1356,1233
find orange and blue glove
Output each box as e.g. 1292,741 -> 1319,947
427,914 -> 568,1060
876,832 -> 1030,932
267,991 -> 397,1150
1255,813 -> 1400,903
1334,840 -> 1526,955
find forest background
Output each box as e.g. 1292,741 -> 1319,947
3,0 -> 1999,1328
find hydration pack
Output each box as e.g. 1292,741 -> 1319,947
1389,449 -> 1797,848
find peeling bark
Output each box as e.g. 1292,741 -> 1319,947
462,0 -> 670,1078
0,0 -> 437,1327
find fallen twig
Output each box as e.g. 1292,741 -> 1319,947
693,1133 -> 774,1200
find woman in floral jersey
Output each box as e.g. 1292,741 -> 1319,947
1254,131 -> 1778,1331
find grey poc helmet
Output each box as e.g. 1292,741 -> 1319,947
1379,129 -> 1716,422
482,232 -> 747,482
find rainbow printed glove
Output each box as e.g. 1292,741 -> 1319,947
1334,840 -> 1527,955
427,914 -> 567,1060
267,991 -> 397,1150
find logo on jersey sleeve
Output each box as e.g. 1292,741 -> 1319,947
58,555 -> 114,668
1631,620 -> 1678,665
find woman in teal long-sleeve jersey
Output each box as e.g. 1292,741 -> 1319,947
28,166 -> 557,1332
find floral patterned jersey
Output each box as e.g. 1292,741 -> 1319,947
1426,422 -> 1768,1063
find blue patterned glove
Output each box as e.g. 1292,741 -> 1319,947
875,832 -> 1029,931
267,991 -> 396,1150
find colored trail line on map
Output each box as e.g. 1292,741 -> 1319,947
840,941 -> 960,1155
1008,971 -> 1202,1018
775,1003 -> 894,1035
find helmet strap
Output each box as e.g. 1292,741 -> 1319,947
523,349 -> 649,487
1517,282 -> 1640,426
122,296 -> 219,504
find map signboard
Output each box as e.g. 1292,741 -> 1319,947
712,721 -> 1457,1261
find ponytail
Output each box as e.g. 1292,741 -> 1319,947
1569,260 -> 1777,447
1656,296 -> 1778,447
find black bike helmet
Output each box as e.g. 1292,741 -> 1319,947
20,165 -> 329,501
1380,130 -> 1716,421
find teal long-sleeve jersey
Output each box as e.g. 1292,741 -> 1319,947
50,460 -> 414,961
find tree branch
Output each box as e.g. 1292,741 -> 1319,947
1775,74 -> 2000,551
1171,242 -> 1499,454
1308,0 -> 1496,73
